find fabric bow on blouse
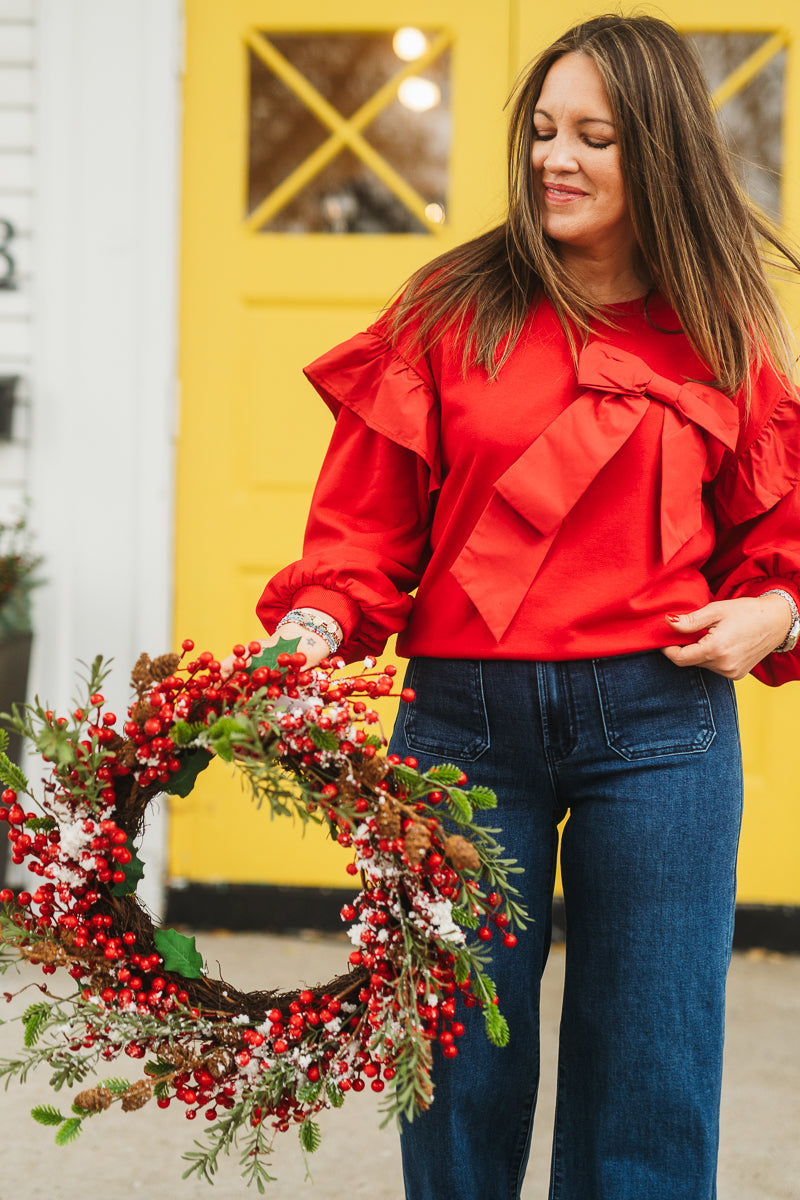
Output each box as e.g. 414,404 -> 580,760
451,342 -> 741,641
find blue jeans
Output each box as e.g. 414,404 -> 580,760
389,653 -> 743,1200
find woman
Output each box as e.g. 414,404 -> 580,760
255,14 -> 800,1199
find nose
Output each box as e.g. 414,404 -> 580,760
541,133 -> 578,172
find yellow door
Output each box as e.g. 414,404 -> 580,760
176,0 -> 800,913
174,0 -> 514,890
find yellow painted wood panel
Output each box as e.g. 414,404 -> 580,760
174,0 -> 512,890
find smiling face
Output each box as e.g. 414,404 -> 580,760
531,52 -> 638,274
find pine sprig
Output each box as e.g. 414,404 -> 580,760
298,1119 -> 321,1154
0,750 -> 27,793
54,1116 -> 83,1145
31,1104 -> 66,1126
23,1003 -> 50,1047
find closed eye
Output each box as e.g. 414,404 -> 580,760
532,128 -> 612,150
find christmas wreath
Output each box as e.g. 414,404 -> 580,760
0,639 -> 525,1189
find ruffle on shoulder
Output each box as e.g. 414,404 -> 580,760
714,382 -> 800,526
304,325 -> 441,491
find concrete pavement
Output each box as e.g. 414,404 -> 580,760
0,932 -> 797,1199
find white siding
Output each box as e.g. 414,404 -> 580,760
1,0 -> 182,921
0,0 -> 34,516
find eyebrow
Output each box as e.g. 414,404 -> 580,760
534,108 -> 615,128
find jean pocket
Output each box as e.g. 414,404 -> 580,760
592,653 -> 716,760
403,658 -> 490,762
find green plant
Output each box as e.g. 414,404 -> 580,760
0,511 -> 41,638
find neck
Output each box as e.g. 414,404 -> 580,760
559,245 -> 649,305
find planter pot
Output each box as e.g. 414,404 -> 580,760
0,631 -> 32,884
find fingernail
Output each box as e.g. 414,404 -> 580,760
665,613 -> 681,622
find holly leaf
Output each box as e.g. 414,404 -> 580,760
153,927 -> 204,979
165,747 -> 212,797
248,635 -> 301,673
110,840 -> 145,897
31,1104 -> 66,1126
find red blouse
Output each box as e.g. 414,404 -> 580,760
257,294 -> 800,686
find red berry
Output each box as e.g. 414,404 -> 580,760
503,933 -> 517,949
400,688 -> 416,703
477,927 -> 492,942
181,638 -> 195,652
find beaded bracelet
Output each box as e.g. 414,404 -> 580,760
761,588 -> 800,653
276,609 -> 343,655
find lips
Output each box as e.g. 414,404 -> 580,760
543,182 -> 586,199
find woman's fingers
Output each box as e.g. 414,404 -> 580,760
660,595 -> 793,679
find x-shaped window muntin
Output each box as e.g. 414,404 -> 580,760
244,27 -> 453,233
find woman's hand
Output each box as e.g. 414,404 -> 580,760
257,622 -> 331,669
660,594 -> 794,679
219,624 -> 331,680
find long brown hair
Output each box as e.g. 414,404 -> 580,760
391,13 -> 800,396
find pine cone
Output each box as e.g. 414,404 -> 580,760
118,741 -> 138,769
358,757 -> 389,786
121,1080 -> 152,1112
150,652 -> 180,681
374,797 -> 402,840
404,822 -> 432,865
130,699 -> 153,725
130,653 -> 155,695
155,1042 -> 196,1069
443,835 -> 480,872
31,940 -> 66,966
206,1048 -> 235,1080
75,1087 -> 113,1112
